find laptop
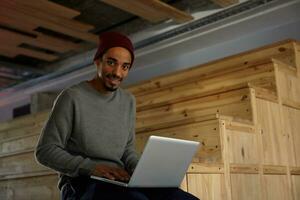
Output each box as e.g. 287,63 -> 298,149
91,135 -> 200,187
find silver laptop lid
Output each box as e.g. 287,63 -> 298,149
128,135 -> 200,187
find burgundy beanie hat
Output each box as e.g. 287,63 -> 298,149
93,32 -> 135,66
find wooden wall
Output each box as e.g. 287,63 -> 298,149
0,39 -> 299,199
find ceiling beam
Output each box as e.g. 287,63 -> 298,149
102,0 -> 194,23
210,0 -> 239,7
18,0 -> 81,19
1,0 -> 94,32
0,29 -> 82,54
0,1 -> 97,43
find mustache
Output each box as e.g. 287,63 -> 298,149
105,73 -> 122,81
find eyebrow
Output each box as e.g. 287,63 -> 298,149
107,57 -> 131,65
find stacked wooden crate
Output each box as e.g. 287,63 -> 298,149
0,111 -> 59,199
0,39 -> 299,199
128,39 -> 300,200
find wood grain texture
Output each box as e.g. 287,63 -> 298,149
256,99 -> 288,165
187,173 -> 227,200
0,174 -> 59,200
231,174 -> 262,200
282,106 -> 300,166
292,175 -> 300,200
128,40 -> 297,95
263,175 -> 291,200
102,0 -> 193,23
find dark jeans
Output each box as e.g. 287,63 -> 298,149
61,177 -> 199,200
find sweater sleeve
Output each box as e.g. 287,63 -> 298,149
35,90 -> 97,177
121,96 -> 139,174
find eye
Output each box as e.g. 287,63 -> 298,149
122,64 -> 130,71
106,59 -> 116,66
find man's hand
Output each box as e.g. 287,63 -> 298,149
91,164 -> 130,182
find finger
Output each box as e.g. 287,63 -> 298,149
109,170 -> 124,180
102,172 -> 115,180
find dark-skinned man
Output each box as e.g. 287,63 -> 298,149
35,32 -> 199,200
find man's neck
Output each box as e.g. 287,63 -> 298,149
87,76 -> 113,95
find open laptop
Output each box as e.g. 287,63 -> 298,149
91,135 -> 200,187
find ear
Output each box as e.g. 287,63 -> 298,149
94,59 -> 101,69
94,59 -> 102,78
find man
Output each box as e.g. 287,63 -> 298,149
35,32 -> 199,200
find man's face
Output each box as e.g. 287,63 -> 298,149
95,47 -> 132,92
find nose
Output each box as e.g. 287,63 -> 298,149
111,65 -> 122,78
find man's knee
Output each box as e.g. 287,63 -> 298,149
169,188 -> 199,200
125,189 -> 149,200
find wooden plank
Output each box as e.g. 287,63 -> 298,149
230,164 -> 259,174
0,45 -> 58,61
29,33 -> 83,53
17,46 -> 58,61
128,40 -> 298,95
1,0 -> 94,32
219,120 -> 232,200
225,121 -> 255,133
136,120 -> 222,163
0,122 -> 44,142
294,41 -> 300,76
211,0 -> 239,7
129,60 -> 272,97
0,6 -> 97,43
273,58 -> 297,76
136,88 -> 252,132
188,163 -> 224,174
291,167 -> 300,175
137,87 -> 251,116
137,100 -> 252,133
180,175 -> 188,192
0,13 -> 37,34
249,84 -> 278,103
0,134 -> 38,156
137,113 -> 221,133
275,64 -> 300,104
291,175 -> 300,200
226,126 -> 259,164
0,170 -> 54,181
282,99 -> 300,110
249,88 -> 265,200
263,175 -> 291,200
0,149 -> 34,159
282,106 -> 300,166
263,165 -> 287,175
0,174 -> 59,200
135,63 -> 275,111
0,111 -> 48,137
0,152 -> 47,177
0,28 -> 82,54
18,0 -> 81,19
0,49 -> 17,58
256,99 -> 288,165
102,0 -> 193,23
187,173 -> 227,200
231,174 -> 262,200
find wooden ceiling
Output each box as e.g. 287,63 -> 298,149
0,0 -> 236,89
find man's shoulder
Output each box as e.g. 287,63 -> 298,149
119,87 -> 135,101
58,82 -> 87,99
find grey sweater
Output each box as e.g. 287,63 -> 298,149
35,82 -> 139,188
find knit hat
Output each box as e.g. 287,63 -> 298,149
93,32 -> 135,66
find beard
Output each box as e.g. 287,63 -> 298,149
103,82 -> 118,92
101,72 -> 123,92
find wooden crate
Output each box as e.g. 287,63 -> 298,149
0,174 -> 59,200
